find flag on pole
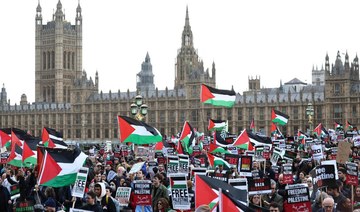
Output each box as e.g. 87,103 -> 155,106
334,121 -> 343,131
346,120 -> 354,131
201,84 -> 236,107
117,116 -> 162,144
179,121 -> 196,154
41,127 -> 68,149
206,153 -> 232,170
0,128 -> 11,148
271,109 -> 289,125
233,129 -> 254,150
249,118 -> 255,132
208,119 -> 227,131
37,147 -> 87,187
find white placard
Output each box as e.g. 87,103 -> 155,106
72,167 -> 89,198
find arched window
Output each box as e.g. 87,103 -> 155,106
43,87 -> 46,102
63,51 -> 66,69
67,52 -> 71,69
72,52 -> 75,70
51,51 -> 55,69
47,51 -> 51,69
51,86 -> 55,102
43,52 -> 46,69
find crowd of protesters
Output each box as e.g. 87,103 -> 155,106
1,130 -> 360,212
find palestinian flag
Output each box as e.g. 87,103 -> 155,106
179,121 -> 196,154
297,130 -> 308,139
207,153 -> 232,170
271,109 -> 289,126
246,130 -> 272,149
170,175 -> 187,189
249,118 -> 255,132
209,142 -> 230,154
37,147 -> 87,187
201,84 -> 236,108
214,130 -> 236,147
220,189 -> 252,212
233,129 -> 254,151
313,123 -> 328,137
195,175 -> 248,210
208,119 -> 227,131
0,128 -> 11,148
22,137 -> 41,166
7,129 -> 28,167
346,120 -> 354,131
334,121 -> 343,130
195,175 -> 219,210
176,139 -> 184,154
41,127 -> 68,149
270,123 -> 284,139
118,116 -> 162,144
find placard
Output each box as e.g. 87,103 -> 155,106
72,167 -> 89,198
0,152 -> 9,164
133,180 -> 152,206
208,172 -> 228,182
115,187 -> 132,206
336,141 -> 352,164
283,164 -> 293,184
15,200 -> 34,212
167,155 -> 179,177
178,154 -> 189,174
239,155 -> 252,177
284,185 -> 311,211
315,165 -> 336,188
10,184 -> 20,200
311,144 -> 323,161
191,168 -> 207,177
346,162 -> 359,186
224,154 -> 240,168
248,178 -> 271,195
170,174 -> 190,210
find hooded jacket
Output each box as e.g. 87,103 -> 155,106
95,182 -> 116,212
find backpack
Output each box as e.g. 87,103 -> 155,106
106,195 -> 121,212
111,196 -> 121,212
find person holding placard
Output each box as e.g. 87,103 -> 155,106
81,191 -> 103,212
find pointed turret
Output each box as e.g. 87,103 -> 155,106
55,0 -> 64,21
181,6 -> 193,47
36,0 -> 42,13
35,0 -> 42,25
95,71 -> 99,90
145,52 -> 150,63
76,0 -> 82,23
325,52 -> 330,72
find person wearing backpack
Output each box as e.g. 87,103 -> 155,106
94,182 -> 116,212
106,186 -> 120,212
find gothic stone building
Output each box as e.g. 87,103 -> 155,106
0,2 -> 359,142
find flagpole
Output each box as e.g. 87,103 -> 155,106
219,188 -> 223,212
200,100 -> 206,134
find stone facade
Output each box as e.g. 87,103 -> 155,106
0,2 -> 359,142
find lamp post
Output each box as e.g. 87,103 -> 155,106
306,103 -> 314,135
130,95 -> 148,121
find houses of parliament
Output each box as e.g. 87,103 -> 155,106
0,1 -> 359,142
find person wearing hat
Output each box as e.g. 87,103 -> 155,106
44,198 -> 56,212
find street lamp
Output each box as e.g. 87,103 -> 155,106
306,103 -> 314,135
131,95 -> 148,121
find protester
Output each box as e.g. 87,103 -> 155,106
0,176 -> 11,212
151,173 -> 169,210
154,197 -> 175,212
94,182 -> 116,211
269,202 -> 281,212
326,183 -> 347,211
81,191 -> 103,212
262,179 -> 283,211
195,204 -> 210,212
321,197 -> 335,212
354,185 -> 360,210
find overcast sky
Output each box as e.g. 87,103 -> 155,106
1,0 -> 360,104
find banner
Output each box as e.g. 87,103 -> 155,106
167,155 -> 179,177
15,200 -> 34,212
248,178 -> 271,195
178,154 -> 189,175
115,187 -> 131,206
170,174 -> 190,210
272,165 -> 280,180
227,146 -> 238,155
133,180 -> 152,206
195,154 -> 207,168
315,165 -> 336,188
208,171 -> 228,182
283,163 -> 293,184
238,155 -> 252,177
72,167 -> 89,198
346,162 -> 359,186
10,184 -> 20,200
192,145 -> 201,157
284,185 -> 311,212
